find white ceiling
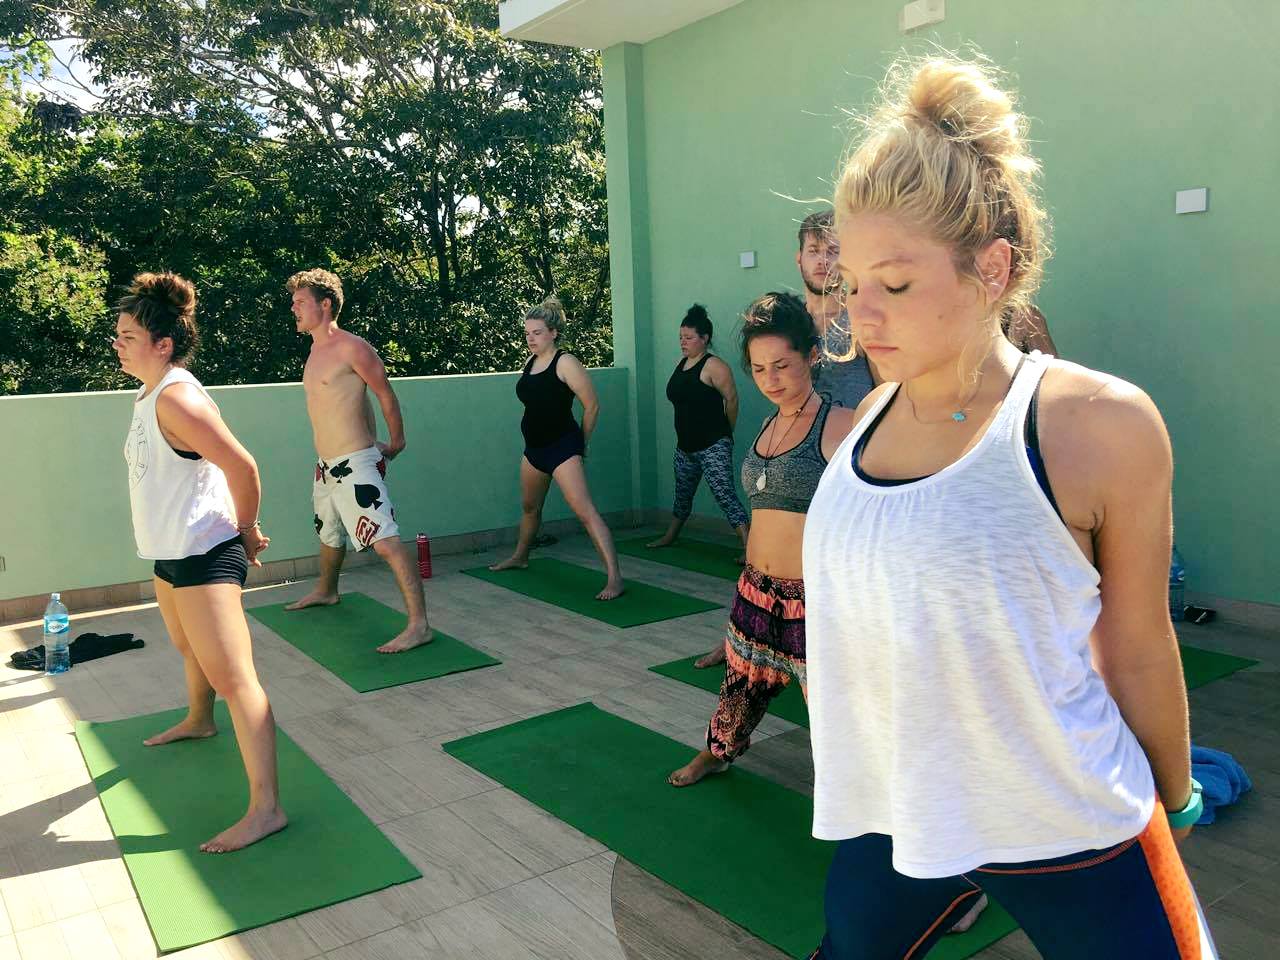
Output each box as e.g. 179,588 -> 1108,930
499,0 -> 748,49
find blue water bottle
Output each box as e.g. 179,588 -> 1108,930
1168,547 -> 1186,623
43,593 -> 71,674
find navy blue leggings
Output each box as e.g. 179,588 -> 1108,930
813,814 -> 1213,960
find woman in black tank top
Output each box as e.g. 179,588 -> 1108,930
489,297 -> 624,600
647,305 -> 750,565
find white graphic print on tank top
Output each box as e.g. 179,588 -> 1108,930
125,367 -> 238,561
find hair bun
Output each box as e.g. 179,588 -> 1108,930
132,271 -> 197,317
901,58 -> 1024,165
836,51 -> 1048,325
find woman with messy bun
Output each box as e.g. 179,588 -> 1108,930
802,57 -> 1216,957
115,271 -> 286,854
648,304 -> 749,578
489,296 -> 625,600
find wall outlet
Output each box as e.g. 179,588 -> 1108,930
900,0 -> 945,32
1175,187 -> 1209,214
739,251 -> 758,269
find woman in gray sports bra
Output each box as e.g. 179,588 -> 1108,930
669,292 -> 858,787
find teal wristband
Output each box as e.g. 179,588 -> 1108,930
1166,778 -> 1203,829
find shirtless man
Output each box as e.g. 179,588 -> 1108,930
282,268 -> 432,653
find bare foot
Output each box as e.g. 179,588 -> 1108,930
694,646 -> 726,669
645,537 -> 676,548
596,580 -> 625,601
488,556 -> 528,572
377,622 -> 434,654
668,750 -> 728,787
284,591 -> 340,611
200,806 -> 288,853
949,893 -> 989,934
143,718 -> 217,746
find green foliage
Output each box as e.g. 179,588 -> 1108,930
0,227 -> 114,394
0,0 -> 610,394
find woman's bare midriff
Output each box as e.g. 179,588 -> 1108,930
744,509 -> 807,579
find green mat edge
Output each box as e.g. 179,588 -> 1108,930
649,642 -> 1262,731
648,654 -> 811,728
246,592 -> 502,693
459,559 -> 723,628
614,535 -> 743,580
442,702 -> 1017,959
73,713 -> 423,954
1178,643 -> 1260,688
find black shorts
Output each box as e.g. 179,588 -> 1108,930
524,427 -> 585,475
153,536 -> 249,589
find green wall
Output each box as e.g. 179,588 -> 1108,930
605,0 -> 1279,604
0,369 -> 633,600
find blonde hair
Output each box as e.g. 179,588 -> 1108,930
286,268 -> 345,318
524,296 -> 566,341
834,53 -> 1048,341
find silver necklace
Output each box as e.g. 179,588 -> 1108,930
757,390 -> 814,491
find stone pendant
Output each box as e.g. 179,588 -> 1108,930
756,471 -> 767,492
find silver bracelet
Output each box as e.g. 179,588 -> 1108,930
236,520 -> 261,532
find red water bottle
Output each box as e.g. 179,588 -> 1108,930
416,533 -> 433,580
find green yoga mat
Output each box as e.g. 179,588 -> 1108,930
461,557 -> 721,628
615,536 -> 744,581
1179,643 -> 1258,688
443,703 -> 1016,959
651,654 -> 810,726
651,642 -> 1258,730
247,592 -> 499,692
75,702 -> 420,953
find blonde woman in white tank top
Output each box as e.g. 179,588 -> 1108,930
114,273 -> 287,854
802,57 -> 1214,959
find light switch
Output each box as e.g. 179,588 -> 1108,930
1175,188 -> 1208,215
739,251 -> 757,269
900,0 -> 945,32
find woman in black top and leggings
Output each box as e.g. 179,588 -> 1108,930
490,298 -> 624,600
648,305 -> 750,557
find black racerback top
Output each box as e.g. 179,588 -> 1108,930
516,350 -> 579,448
665,354 -> 732,453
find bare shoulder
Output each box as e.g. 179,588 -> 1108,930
704,355 -> 731,378
338,329 -> 378,360
556,352 -> 587,377
826,404 -> 860,433
852,382 -> 895,422
822,404 -> 861,449
156,379 -> 213,418
1038,359 -> 1171,480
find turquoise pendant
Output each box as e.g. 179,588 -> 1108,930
952,411 -> 967,422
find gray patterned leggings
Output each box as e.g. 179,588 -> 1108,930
672,437 -> 749,529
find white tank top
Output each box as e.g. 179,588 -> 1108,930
802,353 -> 1155,878
124,367 -> 238,561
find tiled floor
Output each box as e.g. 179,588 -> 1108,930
0,533 -> 1275,959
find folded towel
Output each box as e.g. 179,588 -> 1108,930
1191,744 -> 1252,825
8,632 -> 145,671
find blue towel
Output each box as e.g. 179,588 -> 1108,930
1191,745 -> 1252,825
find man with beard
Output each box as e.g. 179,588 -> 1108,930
796,210 -> 878,407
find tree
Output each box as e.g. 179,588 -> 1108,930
0,0 -> 611,394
